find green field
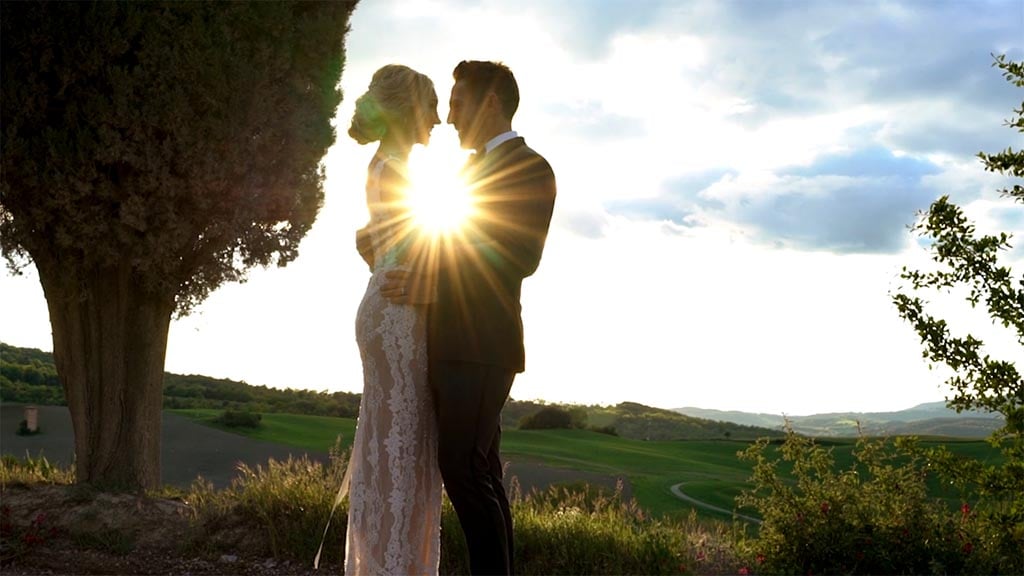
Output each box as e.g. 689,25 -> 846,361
171,408 -> 357,453
172,409 -> 1002,521
502,429 -> 757,519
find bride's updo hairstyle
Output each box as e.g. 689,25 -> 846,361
349,64 -> 435,145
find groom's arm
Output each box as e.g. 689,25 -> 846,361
474,154 -> 556,279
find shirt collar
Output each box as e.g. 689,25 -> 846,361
483,131 -> 518,155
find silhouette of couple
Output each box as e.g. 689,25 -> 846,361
345,61 -> 556,575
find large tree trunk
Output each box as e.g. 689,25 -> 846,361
36,257 -> 175,490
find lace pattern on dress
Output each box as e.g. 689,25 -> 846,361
345,156 -> 442,575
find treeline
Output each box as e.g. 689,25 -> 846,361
0,344 -> 63,405
1,343 -> 361,418
2,342 -> 781,439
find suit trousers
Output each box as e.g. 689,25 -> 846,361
429,360 -> 516,576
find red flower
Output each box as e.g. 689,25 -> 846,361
962,542 -> 974,555
739,568 -> 750,575
757,554 -> 766,565
820,502 -> 830,514
961,503 -> 971,520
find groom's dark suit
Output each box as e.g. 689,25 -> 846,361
428,136 -> 555,575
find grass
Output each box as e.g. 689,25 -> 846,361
502,430 -> 758,519
170,408 -> 356,453
3,414 -> 1015,575
170,409 -> 1004,521
173,410 -> 762,519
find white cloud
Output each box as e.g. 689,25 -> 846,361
2,0 -> 1020,416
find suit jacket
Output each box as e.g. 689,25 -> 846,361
426,137 -> 556,372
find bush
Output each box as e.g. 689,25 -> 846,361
736,429 -> 969,575
186,438 -> 348,565
589,424 -> 618,436
439,480 -> 741,575
214,410 -> 262,429
15,420 -> 40,436
519,407 -> 573,430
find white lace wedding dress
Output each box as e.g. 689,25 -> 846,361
345,156 -> 442,575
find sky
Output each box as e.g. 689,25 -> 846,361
2,0 -> 1023,416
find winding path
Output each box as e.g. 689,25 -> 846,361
669,482 -> 762,524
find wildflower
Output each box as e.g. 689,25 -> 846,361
739,567 -> 750,575
756,554 -> 765,565
962,542 -> 974,555
961,503 -> 971,520
820,501 -> 830,515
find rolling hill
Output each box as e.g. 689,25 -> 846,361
673,401 -> 1004,438
4,341 -> 997,439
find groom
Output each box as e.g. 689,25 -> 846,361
381,60 -> 556,575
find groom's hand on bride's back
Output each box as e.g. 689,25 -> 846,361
382,268 -> 436,305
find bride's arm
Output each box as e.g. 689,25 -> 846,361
355,225 -> 375,270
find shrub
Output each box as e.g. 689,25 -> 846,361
214,409 -> 262,429
186,437 -> 347,565
438,478 -> 746,575
589,424 -> 619,436
736,429 -> 968,575
15,420 -> 40,436
519,406 -> 573,430
0,506 -> 61,563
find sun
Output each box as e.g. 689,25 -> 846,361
404,146 -> 476,235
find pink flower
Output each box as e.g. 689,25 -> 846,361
739,568 -> 750,575
756,554 -> 765,565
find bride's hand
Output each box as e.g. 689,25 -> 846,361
382,269 -> 435,305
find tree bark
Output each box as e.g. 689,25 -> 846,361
36,257 -> 174,490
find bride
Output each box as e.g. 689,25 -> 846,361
344,64 -> 443,575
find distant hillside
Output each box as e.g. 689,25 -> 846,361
673,402 -> 1004,438
594,401 -> 784,441
1,342 -> 361,418
502,400 -> 785,441
2,342 -> 785,441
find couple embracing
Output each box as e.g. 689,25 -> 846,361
345,61 -> 556,575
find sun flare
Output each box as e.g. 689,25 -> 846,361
404,147 -> 475,235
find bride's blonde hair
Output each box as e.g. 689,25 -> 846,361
349,64 -> 435,145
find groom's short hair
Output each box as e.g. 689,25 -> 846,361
453,60 -> 519,120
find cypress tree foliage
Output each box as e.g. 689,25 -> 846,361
0,1 -> 357,489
